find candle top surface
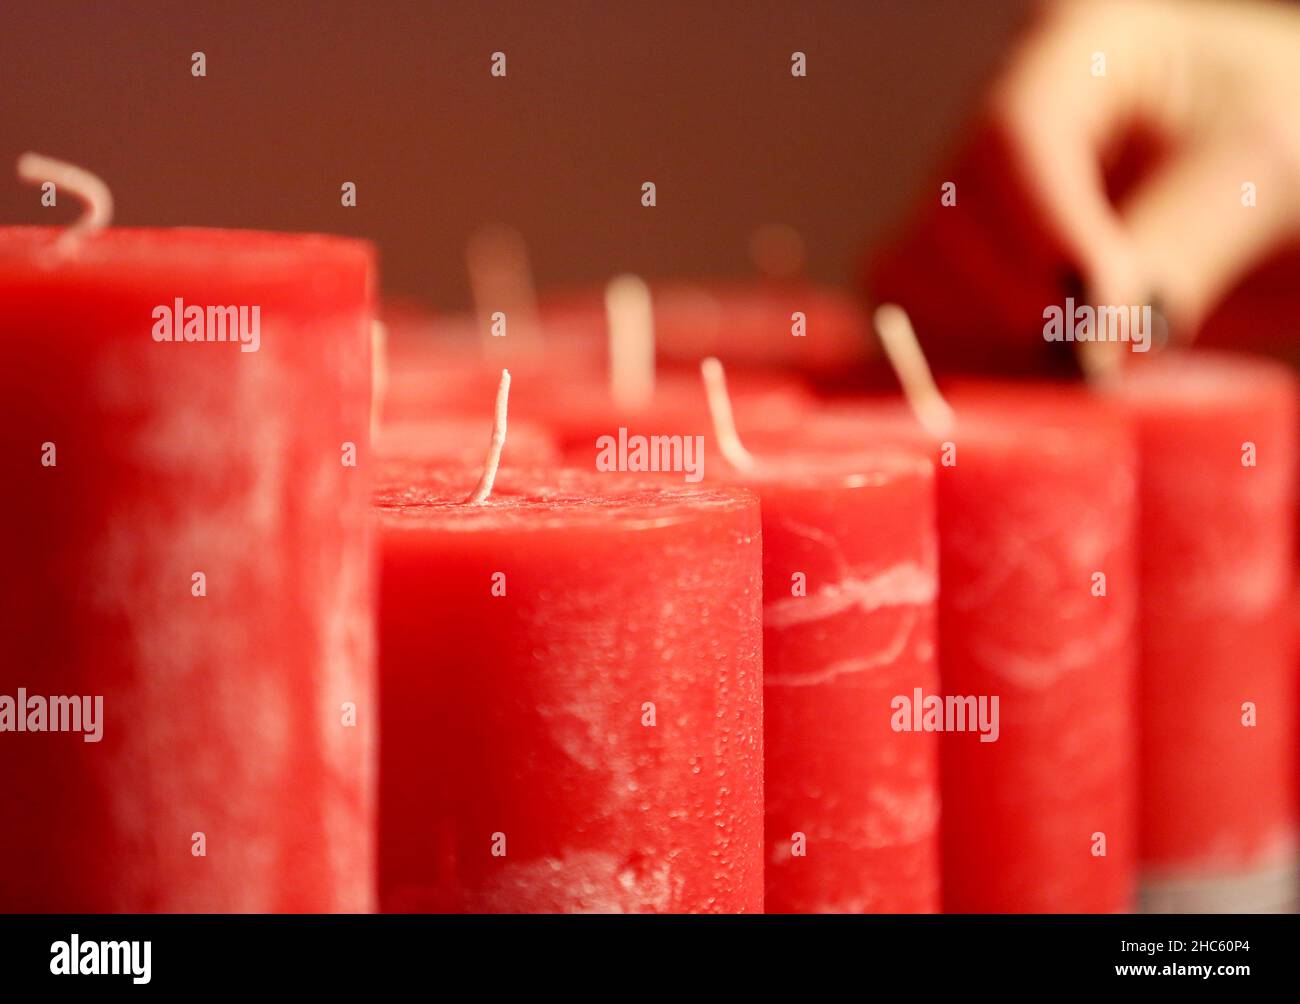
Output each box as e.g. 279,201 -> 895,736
943,381 -> 1125,431
380,304 -> 601,372
569,368 -> 807,414
1099,349 -> 1298,410
796,382 -> 1130,458
375,464 -> 758,532
722,444 -> 932,489
0,225 -> 374,281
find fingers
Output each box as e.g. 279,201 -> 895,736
993,0 -> 1300,340
981,2 -> 1164,375
866,122 -> 1091,375
872,0 -> 1300,372
1119,134 -> 1300,338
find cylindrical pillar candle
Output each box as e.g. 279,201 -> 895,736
0,225 -> 376,911
549,371 -> 813,482
376,466 -> 764,912
782,385 -> 1139,912
722,446 -> 940,913
540,279 -> 875,386
935,388 -> 1139,912
1103,350 -> 1299,912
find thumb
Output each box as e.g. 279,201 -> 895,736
1118,136 -> 1299,339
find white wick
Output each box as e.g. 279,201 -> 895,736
466,224 -> 540,347
700,357 -> 757,471
605,274 -> 656,411
370,320 -> 389,443
1076,338 -> 1123,385
464,369 -> 511,504
872,303 -> 955,437
17,153 -> 114,251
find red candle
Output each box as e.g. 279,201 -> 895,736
547,370 -> 811,467
0,224 -> 375,911
376,463 -> 764,912
651,280 -> 874,386
722,445 -> 940,913
376,416 -> 561,467
540,279 -> 874,385
380,293 -> 812,453
380,301 -> 481,363
377,335 -> 600,425
1102,350 -> 1298,912
933,387 -> 1138,912
778,382 -> 1139,912
377,301 -> 605,425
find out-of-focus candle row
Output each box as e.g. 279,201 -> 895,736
2,219 -> 1293,915
375,294 -> 1298,914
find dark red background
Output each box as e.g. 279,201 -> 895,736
0,1 -> 1027,309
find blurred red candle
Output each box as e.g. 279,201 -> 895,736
1104,351 -> 1299,912
376,466 -> 764,912
0,226 -> 376,911
789,385 -> 1139,912
934,388 -> 1138,912
375,416 -> 560,467
548,370 -> 811,473
378,302 -> 605,424
541,279 -> 874,386
378,316 -> 811,463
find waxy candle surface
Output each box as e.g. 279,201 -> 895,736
0,227 -> 376,911
376,468 -> 764,912
375,416 -> 561,467
548,372 -> 813,484
1104,351 -> 1298,910
787,387 -> 1139,912
540,279 -> 874,383
725,448 -> 940,913
378,304 -> 603,425
384,352 -> 811,464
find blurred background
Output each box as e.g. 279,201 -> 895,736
0,0 -> 1029,308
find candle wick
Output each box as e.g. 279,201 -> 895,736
465,369 -> 511,504
605,274 -> 656,411
370,320 -> 388,444
466,224 -> 540,349
17,153 -> 114,252
872,303 -> 955,437
700,357 -> 757,471
1076,339 -> 1123,385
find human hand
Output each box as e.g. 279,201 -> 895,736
870,0 -> 1300,370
